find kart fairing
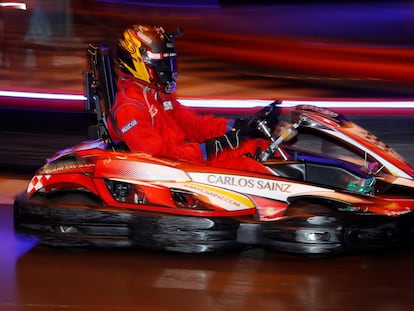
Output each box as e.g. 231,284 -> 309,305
14,133 -> 414,254
290,105 -> 414,180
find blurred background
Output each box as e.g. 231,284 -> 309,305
1,0 -> 414,101
2,4 -> 414,311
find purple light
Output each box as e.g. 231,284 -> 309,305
95,0 -> 221,9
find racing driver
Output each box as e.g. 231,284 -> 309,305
107,24 -> 276,173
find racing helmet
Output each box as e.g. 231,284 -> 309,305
118,25 -> 183,93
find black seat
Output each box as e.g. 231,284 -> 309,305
84,44 -> 117,144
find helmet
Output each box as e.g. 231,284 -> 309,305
118,25 -> 183,93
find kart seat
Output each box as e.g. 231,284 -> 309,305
84,44 -> 118,145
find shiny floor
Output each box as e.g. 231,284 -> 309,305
2,199 -> 414,311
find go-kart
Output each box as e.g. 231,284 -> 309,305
13,45 -> 414,254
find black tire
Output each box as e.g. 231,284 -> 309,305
15,192 -> 120,248
15,191 -> 243,252
258,200 -> 343,254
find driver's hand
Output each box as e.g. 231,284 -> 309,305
204,129 -> 242,159
233,102 -> 281,139
232,118 -> 262,139
262,101 -> 281,131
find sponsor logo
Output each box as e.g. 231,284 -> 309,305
163,101 -> 173,111
43,161 -> 94,174
149,104 -> 158,118
206,174 -> 291,193
384,209 -> 411,216
183,183 -> 241,208
121,119 -> 138,134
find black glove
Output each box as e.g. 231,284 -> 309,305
241,101 -> 281,138
204,129 -> 242,159
264,100 -> 282,131
234,101 -> 282,139
229,118 -> 260,139
251,100 -> 281,131
233,118 -> 253,137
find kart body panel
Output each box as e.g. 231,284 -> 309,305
14,131 -> 414,254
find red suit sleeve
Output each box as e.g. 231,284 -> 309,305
110,98 -> 230,163
169,98 -> 231,143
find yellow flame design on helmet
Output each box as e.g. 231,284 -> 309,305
119,28 -> 150,83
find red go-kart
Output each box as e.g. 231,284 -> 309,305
13,45 -> 414,254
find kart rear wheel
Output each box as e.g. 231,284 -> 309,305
14,191 -> 243,252
14,191 -> 130,248
39,193 -> 103,247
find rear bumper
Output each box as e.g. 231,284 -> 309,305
13,192 -> 242,253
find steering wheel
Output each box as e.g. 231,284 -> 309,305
245,100 -> 282,137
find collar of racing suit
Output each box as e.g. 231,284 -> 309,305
115,76 -> 175,129
118,72 -> 175,101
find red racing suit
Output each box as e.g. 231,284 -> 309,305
107,77 -> 270,174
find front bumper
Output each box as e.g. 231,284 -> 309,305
237,213 -> 413,254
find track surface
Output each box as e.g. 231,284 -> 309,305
2,2 -> 414,310
2,198 -> 414,311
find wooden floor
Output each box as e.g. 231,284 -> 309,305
2,197 -> 414,311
